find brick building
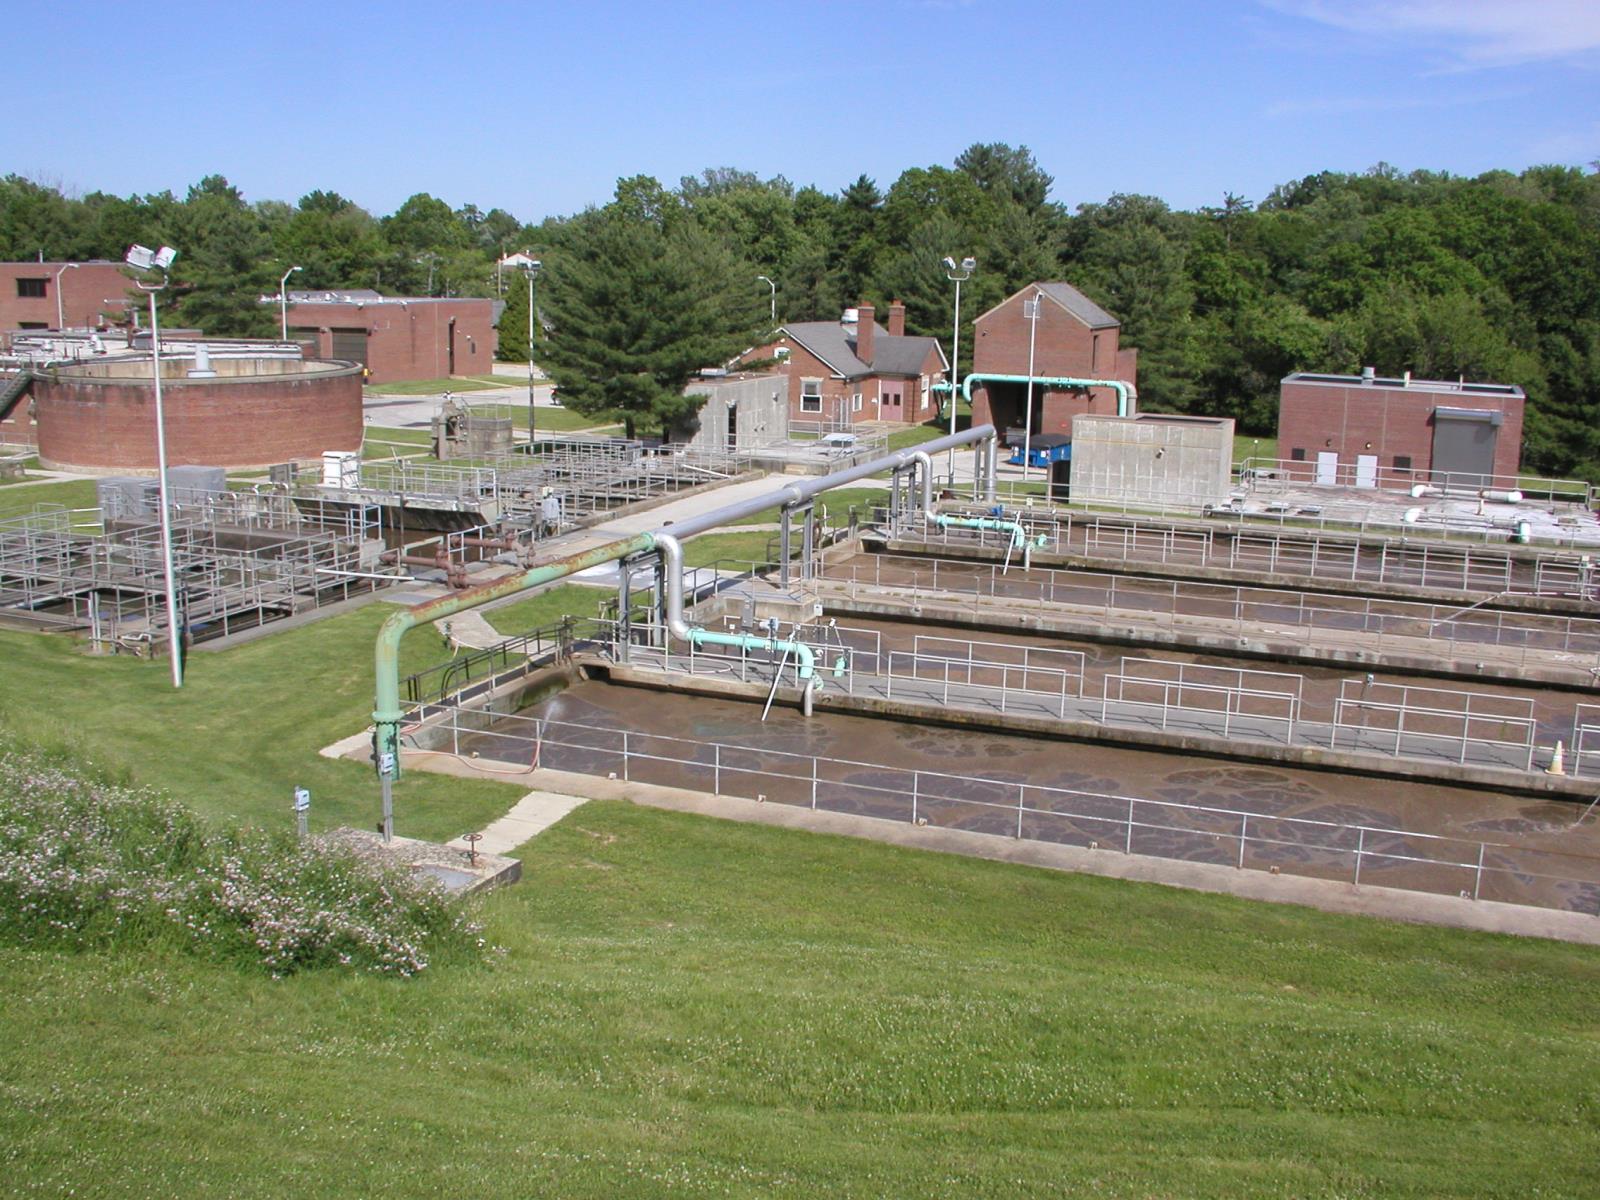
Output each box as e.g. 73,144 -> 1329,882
766,302 -> 946,425
1277,369 -> 1525,488
0,261 -> 134,335
969,281 -> 1138,439
284,290 -> 500,384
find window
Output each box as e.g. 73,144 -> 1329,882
1393,455 -> 1412,470
1290,448 -> 1306,462
15,278 -> 47,298
18,322 -> 47,330
919,375 -> 930,409
851,392 -> 862,413
800,379 -> 822,413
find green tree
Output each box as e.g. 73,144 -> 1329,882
540,205 -> 765,439
166,175 -> 275,336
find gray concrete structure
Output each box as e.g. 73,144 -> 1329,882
1070,414 -> 1233,508
681,372 -> 788,454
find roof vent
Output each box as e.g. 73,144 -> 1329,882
1361,366 -> 1376,385
841,307 -> 859,328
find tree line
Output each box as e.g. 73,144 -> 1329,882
3,148 -> 1596,476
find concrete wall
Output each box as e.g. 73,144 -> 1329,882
1070,414 -> 1234,509
682,373 -> 789,452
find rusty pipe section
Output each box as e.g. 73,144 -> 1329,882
372,531 -> 656,776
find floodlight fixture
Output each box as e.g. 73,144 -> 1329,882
125,244 -> 178,272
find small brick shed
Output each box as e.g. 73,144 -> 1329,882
1277,369 -> 1524,488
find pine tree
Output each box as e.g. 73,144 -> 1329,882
540,207 -> 765,439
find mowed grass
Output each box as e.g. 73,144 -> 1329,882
0,797 -> 1596,1197
0,608 -> 523,842
365,376 -> 512,396
0,477 -> 100,521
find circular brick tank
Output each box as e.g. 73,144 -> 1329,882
33,355 -> 364,473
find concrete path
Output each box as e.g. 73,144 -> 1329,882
592,474 -> 852,536
434,609 -> 505,651
447,791 -> 589,855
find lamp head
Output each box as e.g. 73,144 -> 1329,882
941,256 -> 956,271
126,244 -> 178,272
961,256 -> 976,271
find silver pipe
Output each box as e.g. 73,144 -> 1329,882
651,424 -> 995,543
653,425 -> 997,644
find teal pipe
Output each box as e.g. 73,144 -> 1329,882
934,513 -> 1029,550
371,531 -> 657,778
961,373 -> 1135,418
689,628 -> 816,679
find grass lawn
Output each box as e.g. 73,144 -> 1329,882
885,421 -> 951,452
0,477 -> 100,521
681,529 -> 787,569
0,796 -> 1595,1197
0,609 -> 523,843
1234,432 -> 1278,464
480,582 -> 614,638
366,377 -> 511,396
727,485 -> 890,526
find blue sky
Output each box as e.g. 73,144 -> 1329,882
10,0 -> 1597,221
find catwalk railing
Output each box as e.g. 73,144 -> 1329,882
417,705 -> 1600,916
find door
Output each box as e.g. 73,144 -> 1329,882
330,328 -> 368,366
1355,454 -> 1378,488
1315,450 -> 1338,486
1432,408 -> 1500,487
725,402 -> 738,452
447,319 -> 457,375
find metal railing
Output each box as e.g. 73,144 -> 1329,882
817,554 -> 1600,669
420,706 -> 1600,915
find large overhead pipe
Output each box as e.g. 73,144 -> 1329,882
372,533 -> 657,778
371,426 -> 998,785
961,373 -> 1137,418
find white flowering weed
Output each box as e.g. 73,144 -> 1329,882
0,744 -> 484,977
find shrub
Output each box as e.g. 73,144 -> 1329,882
0,743 -> 484,976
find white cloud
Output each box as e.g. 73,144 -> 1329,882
1264,1 -> 1600,68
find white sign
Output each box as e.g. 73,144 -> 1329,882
292,787 -> 310,812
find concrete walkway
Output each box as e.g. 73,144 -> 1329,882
446,791 -> 589,855
434,609 -> 505,651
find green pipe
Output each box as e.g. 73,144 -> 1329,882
689,629 -> 816,679
371,531 -> 657,778
961,373 -> 1135,418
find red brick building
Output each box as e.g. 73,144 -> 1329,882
969,282 -> 1138,439
284,291 -> 500,384
766,302 -> 946,425
0,261 -> 134,335
1277,370 -> 1525,488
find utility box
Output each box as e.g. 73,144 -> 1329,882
322,450 -> 360,489
165,465 -> 226,504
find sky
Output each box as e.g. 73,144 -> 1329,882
9,0 -> 1597,222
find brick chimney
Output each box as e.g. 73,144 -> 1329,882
856,302 -> 875,365
888,299 -> 905,337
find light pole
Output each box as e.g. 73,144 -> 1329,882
941,255 -> 975,480
1023,287 -> 1042,491
521,257 -> 542,447
125,244 -> 184,688
54,262 -> 78,329
757,275 -> 776,325
279,266 -> 302,340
